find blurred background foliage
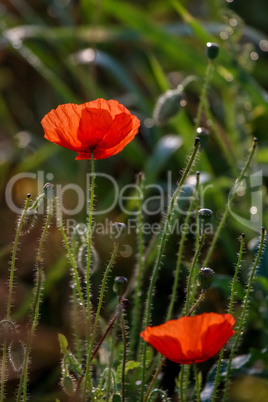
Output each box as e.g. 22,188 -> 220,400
1,0 -> 268,400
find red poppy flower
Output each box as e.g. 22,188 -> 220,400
140,313 -> 235,364
41,98 -> 140,160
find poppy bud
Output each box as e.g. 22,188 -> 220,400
198,208 -> 213,233
196,127 -> 209,147
110,222 -> 126,244
153,88 -> 183,125
113,276 -> 128,297
206,42 -> 220,60
8,339 -> 25,372
43,182 -> 55,200
198,267 -> 215,290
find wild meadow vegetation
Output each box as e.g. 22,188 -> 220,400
1,0 -> 268,401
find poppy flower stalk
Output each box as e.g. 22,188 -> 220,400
42,99 -> 140,397
139,137 -> 200,400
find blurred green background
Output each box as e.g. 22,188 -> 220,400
1,0 -> 268,400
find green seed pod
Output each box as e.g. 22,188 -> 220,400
62,375 -> 74,396
110,222 -> 126,244
198,267 -> 215,290
198,208 -> 213,233
8,339 -> 25,372
113,276 -> 128,297
153,88 -> 183,125
43,182 -> 55,200
196,127 -> 209,147
206,42 -> 220,60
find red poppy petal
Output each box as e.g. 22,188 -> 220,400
76,114 -> 140,159
140,313 -> 235,364
41,103 -> 84,151
42,99 -> 140,159
77,107 -> 113,148
98,113 -> 139,149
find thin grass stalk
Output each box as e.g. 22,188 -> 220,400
17,198 -> 53,401
223,227 -> 266,402
1,195 -> 31,401
211,233 -> 245,402
83,243 -> 119,398
203,138 -> 258,267
139,138 -> 200,400
130,173 -> 145,355
54,198 -> 86,316
166,171 -> 200,321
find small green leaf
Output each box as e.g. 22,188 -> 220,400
58,333 -> 68,355
115,360 -> 140,384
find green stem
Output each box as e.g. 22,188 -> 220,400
1,195 -> 31,401
212,233 -> 245,402
120,308 -> 127,402
143,356 -> 166,402
183,365 -> 191,402
203,138 -> 257,267
180,365 -> 185,402
166,172 -> 200,321
54,198 -> 86,317
187,291 -> 206,316
83,244 -> 118,397
75,310 -> 118,394
194,61 -> 214,130
193,363 -> 200,402
140,138 -> 200,400
86,150 -> 95,333
18,199 -> 53,402
130,173 -> 145,355
184,233 -> 205,315
105,311 -> 119,401
223,227 -> 265,402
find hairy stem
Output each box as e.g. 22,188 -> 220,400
1,195 -> 31,401
55,198 -> 86,317
223,228 -> 265,401
83,243 -> 118,398
130,172 -> 145,355
203,138 -> 257,267
18,198 -> 53,402
166,172 -> 200,321
212,233 -> 245,402
140,138 -> 200,400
